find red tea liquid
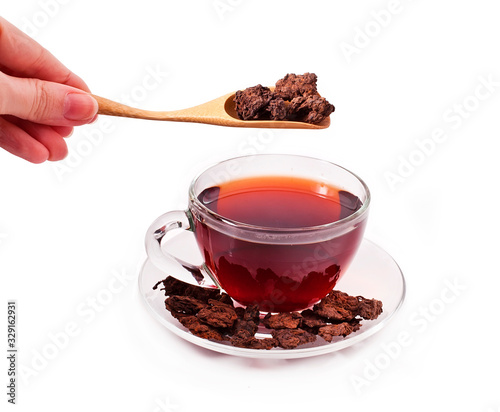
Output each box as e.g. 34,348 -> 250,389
194,176 -> 365,312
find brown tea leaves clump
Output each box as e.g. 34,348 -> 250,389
275,72 -> 319,100
233,73 -> 334,125
153,276 -> 382,350
233,84 -> 277,120
197,301 -> 238,328
313,290 -> 383,322
318,320 -> 362,343
262,312 -> 302,329
271,328 -> 317,349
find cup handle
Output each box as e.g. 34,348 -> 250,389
145,210 -> 219,289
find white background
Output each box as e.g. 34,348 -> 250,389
1,0 -> 499,411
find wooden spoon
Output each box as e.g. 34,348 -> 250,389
91,91 -> 330,129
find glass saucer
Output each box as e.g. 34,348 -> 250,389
138,238 -> 406,359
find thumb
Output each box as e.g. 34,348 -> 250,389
0,72 -> 98,126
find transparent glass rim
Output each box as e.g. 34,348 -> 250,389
188,154 -> 371,235
189,154 -> 370,234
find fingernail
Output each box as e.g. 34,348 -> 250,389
63,93 -> 98,121
89,113 -> 99,124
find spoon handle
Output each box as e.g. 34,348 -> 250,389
91,94 -> 162,120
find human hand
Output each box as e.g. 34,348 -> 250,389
0,17 -> 98,163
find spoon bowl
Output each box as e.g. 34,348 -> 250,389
92,91 -> 330,129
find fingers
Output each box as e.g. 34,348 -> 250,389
6,116 -> 68,161
51,125 -> 74,137
0,116 -> 49,163
0,72 -> 98,126
0,17 -> 90,92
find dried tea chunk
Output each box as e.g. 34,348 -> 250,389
232,318 -> 259,337
318,320 -> 362,342
234,84 -> 274,120
313,290 -> 383,322
266,97 -> 287,120
300,309 -> 329,330
248,338 -> 277,350
165,295 -> 207,315
271,328 -> 316,349
178,316 -> 225,341
262,312 -> 302,330
234,306 -> 245,319
197,304 -> 238,328
288,95 -> 334,124
357,297 -> 383,320
207,298 -> 234,309
215,292 -> 235,306
243,304 -> 261,323
154,276 -> 222,303
231,332 -> 277,350
153,276 -> 188,296
275,73 -> 319,100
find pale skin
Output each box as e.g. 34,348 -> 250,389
0,17 -> 98,163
